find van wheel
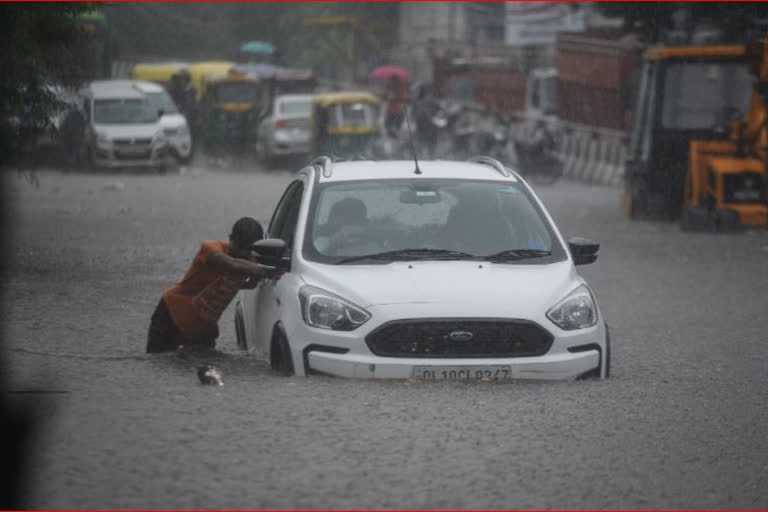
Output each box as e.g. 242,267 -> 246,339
234,304 -> 247,350
270,330 -> 294,376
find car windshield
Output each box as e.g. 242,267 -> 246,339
278,99 -> 311,116
145,91 -> 179,115
303,179 -> 566,264
332,102 -> 376,127
93,98 -> 157,124
214,82 -> 259,103
661,61 -> 752,130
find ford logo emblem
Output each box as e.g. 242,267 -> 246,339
448,331 -> 474,342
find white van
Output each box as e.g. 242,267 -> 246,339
111,80 -> 193,163
80,80 -> 169,169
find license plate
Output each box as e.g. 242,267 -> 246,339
413,365 -> 512,381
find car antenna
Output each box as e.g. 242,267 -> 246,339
403,101 -> 422,175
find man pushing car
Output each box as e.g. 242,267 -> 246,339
146,217 -> 281,353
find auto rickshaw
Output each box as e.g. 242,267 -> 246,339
310,92 -> 381,158
186,61 -> 236,102
130,62 -> 188,89
199,70 -> 263,153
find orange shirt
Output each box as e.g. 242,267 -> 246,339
163,240 -> 248,341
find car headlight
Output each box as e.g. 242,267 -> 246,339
153,132 -> 167,146
546,285 -> 597,330
299,285 -> 371,331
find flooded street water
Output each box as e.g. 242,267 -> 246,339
4,164 -> 766,508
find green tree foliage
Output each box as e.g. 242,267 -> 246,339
1,4 -> 90,165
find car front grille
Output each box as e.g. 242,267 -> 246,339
365,319 -> 554,358
114,138 -> 152,146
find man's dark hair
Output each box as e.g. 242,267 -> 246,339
230,217 -> 263,247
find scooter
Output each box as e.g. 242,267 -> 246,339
510,122 -> 563,184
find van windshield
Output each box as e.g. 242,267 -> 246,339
93,98 -> 157,124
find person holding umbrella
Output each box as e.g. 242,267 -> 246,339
370,66 -> 411,138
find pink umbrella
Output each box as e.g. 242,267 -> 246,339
370,65 -> 411,81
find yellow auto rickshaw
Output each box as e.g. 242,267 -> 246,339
130,62 -> 188,89
311,91 -> 381,158
186,61 -> 236,102
199,70 -> 264,152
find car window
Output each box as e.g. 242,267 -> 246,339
268,180 -> 305,247
303,179 -> 566,263
278,99 -> 311,116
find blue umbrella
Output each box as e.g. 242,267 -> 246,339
240,41 -> 275,56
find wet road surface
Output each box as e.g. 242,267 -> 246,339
3,163 -> 766,508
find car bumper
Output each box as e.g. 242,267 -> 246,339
93,145 -> 170,168
168,135 -> 193,159
269,131 -> 310,156
288,318 -> 607,381
306,349 -> 600,380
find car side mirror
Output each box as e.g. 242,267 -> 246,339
157,108 -> 165,120
252,238 -> 289,270
568,237 -> 599,265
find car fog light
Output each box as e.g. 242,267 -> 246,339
299,285 -> 370,331
546,285 -> 597,330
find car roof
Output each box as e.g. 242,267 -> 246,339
312,159 -> 520,184
87,81 -> 146,100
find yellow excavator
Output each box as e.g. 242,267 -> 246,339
680,30 -> 768,230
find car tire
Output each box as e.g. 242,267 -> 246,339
270,329 -> 294,376
234,303 -> 247,350
178,145 -> 194,165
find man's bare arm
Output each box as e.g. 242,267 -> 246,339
208,252 -> 276,279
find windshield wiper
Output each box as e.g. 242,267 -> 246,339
484,249 -> 551,262
337,248 -> 477,264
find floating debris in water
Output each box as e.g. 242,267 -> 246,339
197,365 -> 223,386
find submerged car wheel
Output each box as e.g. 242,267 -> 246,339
270,328 -> 294,376
234,303 -> 247,350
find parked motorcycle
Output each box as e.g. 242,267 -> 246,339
510,120 -> 563,185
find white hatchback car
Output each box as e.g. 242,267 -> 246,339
236,156 -> 609,381
111,80 -> 194,163
257,94 -> 312,160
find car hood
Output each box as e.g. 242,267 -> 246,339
94,123 -> 160,138
300,260 -> 579,315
